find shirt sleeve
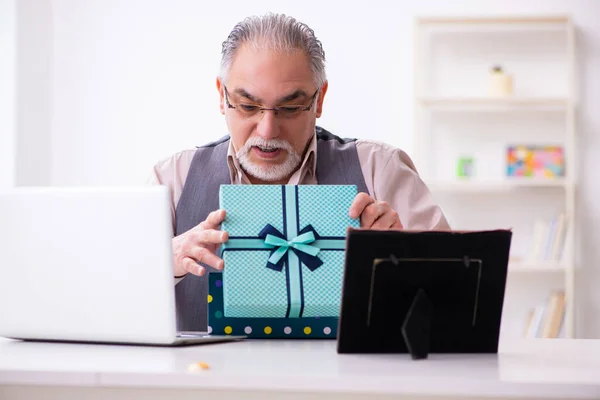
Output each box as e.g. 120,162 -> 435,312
147,149 -> 197,235
148,165 -> 185,285
356,140 -> 451,230
147,150 -> 197,285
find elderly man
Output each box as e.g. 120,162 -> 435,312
149,13 -> 450,331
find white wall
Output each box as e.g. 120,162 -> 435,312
0,0 -> 16,188
16,0 -> 53,186
18,0 -> 600,337
49,0 -> 421,185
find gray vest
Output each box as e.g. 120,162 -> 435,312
174,127 -> 369,331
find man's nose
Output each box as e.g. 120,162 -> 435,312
255,110 -> 280,140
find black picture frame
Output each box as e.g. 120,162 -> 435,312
337,229 -> 512,359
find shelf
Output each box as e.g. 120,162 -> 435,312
508,261 -> 566,273
417,15 -> 571,34
418,15 -> 571,25
415,14 -> 577,339
418,97 -> 570,111
426,178 -> 571,192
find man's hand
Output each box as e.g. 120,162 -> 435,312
349,192 -> 403,230
172,209 -> 229,278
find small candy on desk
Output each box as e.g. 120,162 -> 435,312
187,361 -> 210,372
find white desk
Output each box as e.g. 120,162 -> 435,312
0,337 -> 599,400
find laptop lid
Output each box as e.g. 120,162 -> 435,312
0,186 -> 178,345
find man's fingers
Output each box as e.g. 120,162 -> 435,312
371,210 -> 400,230
182,257 -> 205,276
199,209 -> 226,230
391,219 -> 404,230
349,192 -> 374,219
173,210 -> 229,278
360,202 -> 387,228
349,195 -> 403,230
192,229 -> 229,245
188,246 -> 225,271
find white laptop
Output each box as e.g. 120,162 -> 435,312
0,185 -> 245,346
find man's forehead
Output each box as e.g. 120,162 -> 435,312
226,45 -> 314,93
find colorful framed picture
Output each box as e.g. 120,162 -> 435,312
506,145 -> 565,178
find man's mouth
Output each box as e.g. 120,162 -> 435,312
254,146 -> 279,153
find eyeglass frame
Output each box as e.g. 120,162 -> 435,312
223,85 -> 320,118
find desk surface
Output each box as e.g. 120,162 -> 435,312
1,337 -> 600,399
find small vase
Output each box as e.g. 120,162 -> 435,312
488,65 -> 513,96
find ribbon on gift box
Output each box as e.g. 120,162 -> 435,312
260,224 -> 322,272
221,185 -> 348,318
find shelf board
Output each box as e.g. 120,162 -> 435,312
416,16 -> 571,34
417,15 -> 571,25
418,97 -> 570,110
508,261 -> 566,273
427,178 -> 570,192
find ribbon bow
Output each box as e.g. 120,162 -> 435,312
259,224 -> 324,272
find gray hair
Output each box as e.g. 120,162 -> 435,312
219,13 -> 327,89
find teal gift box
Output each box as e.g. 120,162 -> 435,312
207,184 -> 359,339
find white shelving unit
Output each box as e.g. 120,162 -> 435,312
427,178 -> 572,192
413,15 -> 577,339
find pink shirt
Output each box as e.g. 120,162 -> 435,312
148,134 -> 450,234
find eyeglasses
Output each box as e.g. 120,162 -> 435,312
223,85 -> 319,120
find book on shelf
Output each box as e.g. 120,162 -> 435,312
523,290 -> 566,339
525,212 -> 569,264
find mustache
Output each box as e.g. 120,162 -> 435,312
239,137 -> 294,153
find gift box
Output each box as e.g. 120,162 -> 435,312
208,272 -> 341,339
208,184 -> 359,339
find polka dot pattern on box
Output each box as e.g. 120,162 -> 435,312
211,320 -> 337,338
213,323 -> 333,337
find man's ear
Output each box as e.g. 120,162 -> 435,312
216,77 -> 225,115
316,81 -> 328,118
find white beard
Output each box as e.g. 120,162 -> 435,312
237,137 -> 302,182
